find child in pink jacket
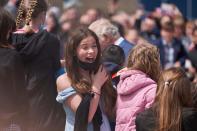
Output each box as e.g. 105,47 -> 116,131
116,43 -> 161,131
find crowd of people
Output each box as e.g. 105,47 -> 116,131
1,0 -> 197,131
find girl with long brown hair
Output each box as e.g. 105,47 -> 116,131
136,67 -> 197,131
56,27 -> 117,131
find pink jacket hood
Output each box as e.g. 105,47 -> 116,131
117,69 -> 156,95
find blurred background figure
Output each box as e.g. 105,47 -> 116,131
0,8 -> 27,131
45,12 -> 60,37
107,0 -> 119,16
140,16 -> 160,43
186,21 -> 196,51
185,26 -> 197,81
80,8 -> 102,26
125,28 -> 139,44
60,7 -> 79,32
63,0 -> 81,9
86,8 -> 101,23
4,0 -> 19,18
47,6 -> 61,19
111,11 -> 131,31
154,21 -> 187,69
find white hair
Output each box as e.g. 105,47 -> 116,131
88,18 -> 120,40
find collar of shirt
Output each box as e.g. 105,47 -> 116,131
114,37 -> 124,46
162,38 -> 173,47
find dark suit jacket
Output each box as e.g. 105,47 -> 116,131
118,39 -> 134,59
154,38 -> 188,68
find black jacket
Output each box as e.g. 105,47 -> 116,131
12,30 -> 65,131
0,47 -> 27,121
136,107 -> 197,131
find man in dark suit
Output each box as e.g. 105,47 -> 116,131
154,21 -> 187,69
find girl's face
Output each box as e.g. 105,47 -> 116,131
76,36 -> 98,63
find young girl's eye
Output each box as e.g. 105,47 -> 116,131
83,46 -> 88,50
92,44 -> 97,48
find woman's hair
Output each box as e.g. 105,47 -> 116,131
65,27 -> 101,93
65,27 -> 117,118
0,8 -> 16,46
16,0 -> 47,28
127,42 -> 161,83
154,67 -> 192,131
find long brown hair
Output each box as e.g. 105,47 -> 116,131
65,27 -> 116,118
127,42 -> 161,83
0,8 -> 16,47
154,67 -> 192,131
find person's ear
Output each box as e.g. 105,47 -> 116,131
103,34 -> 111,43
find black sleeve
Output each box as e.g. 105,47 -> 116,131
182,109 -> 197,131
50,35 -> 61,72
74,93 -> 92,131
12,52 -> 27,107
136,109 -> 156,131
136,113 -> 143,131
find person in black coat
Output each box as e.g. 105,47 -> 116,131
12,0 -> 65,130
0,8 -> 27,130
136,67 -> 197,131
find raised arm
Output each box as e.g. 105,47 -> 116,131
56,65 -> 108,122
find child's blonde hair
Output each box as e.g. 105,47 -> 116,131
127,42 -> 161,82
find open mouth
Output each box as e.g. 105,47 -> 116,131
85,57 -> 95,63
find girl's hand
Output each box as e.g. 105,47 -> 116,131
91,65 -> 108,90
